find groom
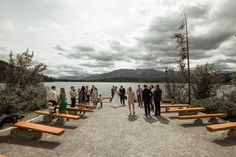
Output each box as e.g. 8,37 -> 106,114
119,85 -> 126,106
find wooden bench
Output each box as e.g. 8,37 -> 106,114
206,122 -> 236,138
67,104 -> 96,112
177,113 -> 227,125
10,121 -> 65,139
0,155 -> 8,157
161,104 -> 191,112
166,107 -> 206,116
67,106 -> 91,111
162,98 -> 175,103
35,110 -> 80,124
65,106 -> 92,115
68,104 -> 95,109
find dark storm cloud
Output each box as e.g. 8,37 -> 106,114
189,50 -> 212,60
133,0 -> 236,71
74,45 -> 95,52
80,60 -> 114,68
158,57 -> 177,65
187,5 -> 209,18
191,30 -> 234,51
216,58 -> 236,64
54,44 -> 66,52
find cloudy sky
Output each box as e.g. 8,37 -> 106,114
0,0 -> 236,77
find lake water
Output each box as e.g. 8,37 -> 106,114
44,82 -> 167,100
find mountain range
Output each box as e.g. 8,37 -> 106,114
56,69 -> 179,82
55,68 -> 235,83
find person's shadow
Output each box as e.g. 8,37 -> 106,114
143,116 -> 157,124
128,115 -> 138,121
157,115 -> 170,125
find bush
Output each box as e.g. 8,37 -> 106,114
191,63 -> 220,100
0,50 -> 47,115
192,91 -> 236,121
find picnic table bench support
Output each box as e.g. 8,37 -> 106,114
193,118 -> 219,125
179,111 -> 198,116
193,118 -> 203,125
10,128 -> 43,140
208,117 -> 219,124
43,115 -> 53,123
43,115 -> 65,125
68,111 -> 77,115
227,129 -> 236,138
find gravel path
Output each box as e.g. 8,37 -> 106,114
0,103 -> 236,157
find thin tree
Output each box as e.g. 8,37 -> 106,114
172,12 -> 191,104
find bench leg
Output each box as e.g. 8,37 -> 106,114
179,111 -> 198,116
68,111 -> 77,115
10,128 -> 42,140
193,118 -> 203,125
208,117 -> 218,124
43,115 -> 53,123
227,129 -> 236,138
57,118 -> 65,125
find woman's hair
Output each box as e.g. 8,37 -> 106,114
81,86 -> 85,91
128,87 -> 132,91
60,88 -> 66,97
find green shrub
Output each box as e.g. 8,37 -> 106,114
0,50 -> 47,114
192,91 -> 236,121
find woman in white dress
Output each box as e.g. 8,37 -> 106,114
111,86 -> 121,108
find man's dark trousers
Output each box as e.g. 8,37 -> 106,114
71,98 -> 76,107
144,101 -> 150,116
154,100 -> 161,116
120,96 -> 125,105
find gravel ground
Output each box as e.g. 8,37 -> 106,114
0,103 -> 236,157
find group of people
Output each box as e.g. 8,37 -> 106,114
110,84 -> 162,117
69,85 -> 102,108
46,85 -> 102,114
47,84 -> 162,118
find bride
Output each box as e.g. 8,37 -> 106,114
111,86 -> 121,108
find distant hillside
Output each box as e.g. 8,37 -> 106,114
83,69 -> 168,81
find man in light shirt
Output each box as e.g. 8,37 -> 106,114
136,85 -> 143,107
70,86 -> 77,107
47,86 -> 57,111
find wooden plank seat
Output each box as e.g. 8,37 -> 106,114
66,106 -> 92,114
68,104 -> 95,109
206,122 -> 236,138
13,121 -> 65,135
35,110 -> 80,124
0,155 -> 8,157
161,104 -> 191,112
35,110 -> 80,120
10,121 -> 65,139
166,107 -> 206,116
177,113 -> 227,125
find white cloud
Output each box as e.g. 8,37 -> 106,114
0,0 -> 235,77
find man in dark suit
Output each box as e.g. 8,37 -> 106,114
153,84 -> 162,116
142,85 -> 152,116
119,85 -> 126,106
